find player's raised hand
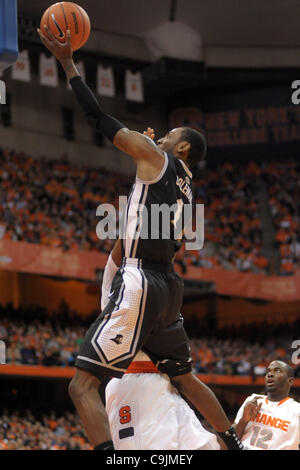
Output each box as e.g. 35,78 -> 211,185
37,26 -> 73,63
143,128 -> 155,141
242,398 -> 262,422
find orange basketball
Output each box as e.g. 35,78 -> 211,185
40,2 -> 91,51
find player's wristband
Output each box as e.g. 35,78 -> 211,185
94,440 -> 114,450
218,427 -> 244,450
69,76 -> 124,142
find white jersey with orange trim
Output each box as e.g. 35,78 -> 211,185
105,351 -> 220,450
234,393 -> 300,450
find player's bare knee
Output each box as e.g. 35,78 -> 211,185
171,372 -> 194,393
68,369 -> 101,401
68,374 -> 84,401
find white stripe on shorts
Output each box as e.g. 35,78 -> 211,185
90,262 -> 148,367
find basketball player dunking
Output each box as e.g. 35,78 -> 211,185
101,232 -> 221,451
38,26 -> 243,451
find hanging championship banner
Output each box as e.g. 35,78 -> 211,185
125,70 -> 144,102
11,50 -> 31,82
39,53 -> 58,87
97,65 -> 115,97
67,61 -> 86,89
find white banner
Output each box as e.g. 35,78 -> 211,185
97,65 -> 115,97
67,61 -> 86,89
12,50 -> 31,82
125,70 -> 144,102
39,54 -> 59,87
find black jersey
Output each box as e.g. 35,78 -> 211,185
121,152 -> 193,264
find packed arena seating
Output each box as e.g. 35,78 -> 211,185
0,304 -> 299,450
189,336 -> 297,376
0,148 -> 299,274
190,161 -> 266,273
1,304 -> 299,377
262,160 -> 300,276
0,148 -> 131,254
0,409 -> 90,450
0,303 -> 94,367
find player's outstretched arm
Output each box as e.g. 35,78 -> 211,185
37,27 -> 164,166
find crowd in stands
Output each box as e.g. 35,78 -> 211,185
0,409 -> 90,450
0,148 -> 130,254
188,315 -> 300,377
190,318 -> 300,379
1,304 -> 299,378
191,161 -> 268,274
0,148 -> 299,275
0,303 -> 93,368
262,160 -> 300,276
189,336 -> 297,377
0,304 -> 299,450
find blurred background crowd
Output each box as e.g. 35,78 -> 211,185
1,303 -> 299,377
1,148 -> 299,276
0,409 -> 90,450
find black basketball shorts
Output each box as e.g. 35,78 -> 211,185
75,258 -> 192,379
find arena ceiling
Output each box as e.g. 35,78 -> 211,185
19,0 -> 300,49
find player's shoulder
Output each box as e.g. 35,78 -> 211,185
243,393 -> 266,404
289,397 -> 300,413
248,393 -> 266,400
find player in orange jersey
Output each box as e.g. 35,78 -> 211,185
234,360 -> 300,450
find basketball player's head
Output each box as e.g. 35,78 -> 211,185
265,360 -> 294,396
157,127 -> 207,168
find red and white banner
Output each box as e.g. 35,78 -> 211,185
12,50 -> 31,82
97,65 -> 115,97
39,54 -> 59,87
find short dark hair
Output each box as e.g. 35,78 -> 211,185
181,127 -> 207,168
270,360 -> 294,378
285,364 -> 295,378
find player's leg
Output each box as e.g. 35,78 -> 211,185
68,268 -> 126,449
143,271 -> 243,449
146,328 -> 242,448
68,369 -> 112,449
173,384 -> 220,450
171,372 -> 231,432
69,263 -> 151,449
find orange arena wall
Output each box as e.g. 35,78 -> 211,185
0,365 -> 299,387
215,297 -> 300,327
1,240 -> 300,302
0,270 -> 99,315
1,269 -> 300,325
182,298 -> 300,327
